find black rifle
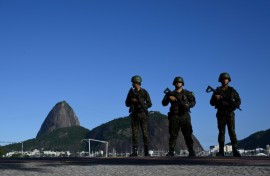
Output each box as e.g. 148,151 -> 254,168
206,85 -> 242,111
163,87 -> 191,113
130,88 -> 148,114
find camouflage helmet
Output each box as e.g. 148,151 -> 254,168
131,75 -> 142,83
218,72 -> 231,82
173,76 -> 184,85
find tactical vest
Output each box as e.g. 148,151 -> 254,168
129,88 -> 148,113
214,86 -> 240,111
169,89 -> 193,114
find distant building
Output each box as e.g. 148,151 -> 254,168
266,145 -> 270,155
209,145 -> 233,156
224,145 -> 232,153
4,149 -> 71,158
43,150 -> 70,157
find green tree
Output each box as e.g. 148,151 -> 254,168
0,147 -> 7,157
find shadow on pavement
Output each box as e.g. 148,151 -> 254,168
0,163 -> 47,172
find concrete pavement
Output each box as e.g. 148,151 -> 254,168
0,156 -> 269,176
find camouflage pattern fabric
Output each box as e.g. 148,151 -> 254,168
162,89 -> 196,152
216,110 -> 237,147
125,88 -> 152,149
168,112 -> 194,151
210,86 -> 241,149
130,112 -> 148,149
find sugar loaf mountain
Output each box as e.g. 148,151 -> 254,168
3,101 -> 268,155
36,101 -> 80,138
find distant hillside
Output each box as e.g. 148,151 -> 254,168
2,112 -> 204,155
88,111 -> 204,153
237,129 -> 270,149
3,126 -> 89,154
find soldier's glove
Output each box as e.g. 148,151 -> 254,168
182,103 -> 190,111
215,94 -> 222,100
230,101 -> 239,109
169,96 -> 177,102
131,98 -> 138,103
222,101 -> 230,106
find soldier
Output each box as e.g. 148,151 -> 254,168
210,72 -> 241,157
125,75 -> 152,157
162,76 -> 196,157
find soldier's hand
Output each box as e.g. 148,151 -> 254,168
184,103 -> 189,109
215,94 -> 222,100
169,96 -> 177,102
131,98 -> 138,103
222,101 -> 230,106
183,104 -> 190,110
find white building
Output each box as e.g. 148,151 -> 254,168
266,145 -> 270,155
209,145 -> 233,155
224,145 -> 232,152
43,150 -> 70,157
4,149 -> 71,158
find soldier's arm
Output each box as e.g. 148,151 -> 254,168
125,91 -> 133,107
210,87 -> 220,106
232,89 -> 241,108
145,90 -> 152,108
162,94 -> 170,106
188,92 -> 196,108
210,93 -> 217,106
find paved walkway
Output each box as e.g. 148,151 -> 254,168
0,157 -> 269,176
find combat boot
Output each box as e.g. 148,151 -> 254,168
144,147 -> 150,157
232,145 -> 241,157
216,151 -> 225,156
129,147 -> 138,157
216,143 -> 224,156
144,150 -> 149,157
187,145 -> 196,157
188,149 -> 196,157
166,146 -> 175,156
232,148 -> 241,157
166,151 -> 174,156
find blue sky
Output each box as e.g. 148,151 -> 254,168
0,0 -> 269,150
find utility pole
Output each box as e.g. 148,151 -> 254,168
21,142 -> 23,154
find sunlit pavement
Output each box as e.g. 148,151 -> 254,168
0,157 -> 269,176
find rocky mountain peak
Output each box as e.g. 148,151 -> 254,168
36,101 -> 80,138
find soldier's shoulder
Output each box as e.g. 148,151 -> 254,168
183,89 -> 195,96
128,88 -> 133,93
216,86 -> 222,90
183,89 -> 191,93
140,87 -> 146,91
228,86 -> 237,91
140,88 -> 149,93
228,86 -> 239,94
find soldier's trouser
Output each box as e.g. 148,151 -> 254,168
216,110 -> 238,149
131,112 -> 148,149
168,112 -> 194,151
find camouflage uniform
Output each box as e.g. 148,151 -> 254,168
125,76 -> 152,156
210,73 -> 241,156
162,77 -> 196,156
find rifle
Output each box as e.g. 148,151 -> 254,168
163,87 -> 191,113
130,88 -> 148,114
206,85 -> 242,111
